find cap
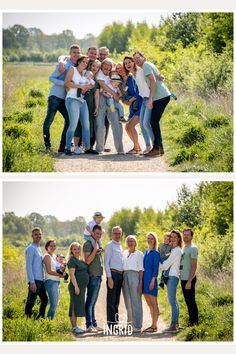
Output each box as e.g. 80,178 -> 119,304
110,74 -> 122,81
56,254 -> 65,258
93,211 -> 105,218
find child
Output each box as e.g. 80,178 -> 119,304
159,232 -> 172,289
84,211 -> 104,249
56,254 -> 69,283
101,71 -> 127,123
77,71 -> 95,103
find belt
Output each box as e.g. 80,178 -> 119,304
111,268 -> 124,275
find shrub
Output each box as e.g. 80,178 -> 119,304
179,124 -> 206,147
4,123 -> 30,139
171,146 -> 199,166
211,294 -> 233,306
29,88 -> 44,98
25,97 -> 45,108
3,110 -> 34,123
204,114 -> 230,128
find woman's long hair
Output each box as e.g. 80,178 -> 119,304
66,242 -> 81,262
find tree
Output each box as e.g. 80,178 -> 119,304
27,212 -> 45,229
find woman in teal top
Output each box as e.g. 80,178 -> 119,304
133,52 -> 171,157
67,242 -> 89,335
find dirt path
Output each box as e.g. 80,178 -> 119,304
75,276 -> 177,341
55,126 -> 173,173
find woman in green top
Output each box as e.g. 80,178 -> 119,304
67,242 -> 89,335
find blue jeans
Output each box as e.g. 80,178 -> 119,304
85,275 -> 102,328
107,97 -> 124,118
44,279 -> 60,320
43,95 -> 69,148
139,97 -> 154,148
166,276 -> 179,325
65,97 -> 90,150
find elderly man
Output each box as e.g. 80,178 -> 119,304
83,224 -> 104,333
25,227 -> 48,318
104,226 -> 124,330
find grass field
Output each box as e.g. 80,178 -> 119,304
2,63 -> 233,172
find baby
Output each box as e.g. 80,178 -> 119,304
77,71 -> 95,102
159,232 -> 172,289
56,254 -> 69,283
101,71 -> 127,123
84,211 -> 105,250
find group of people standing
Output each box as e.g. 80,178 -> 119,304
43,44 -> 171,157
25,217 -> 199,336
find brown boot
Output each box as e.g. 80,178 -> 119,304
146,148 -> 160,157
159,144 -> 164,155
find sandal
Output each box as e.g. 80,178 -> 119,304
126,148 -> 141,154
143,326 -> 157,333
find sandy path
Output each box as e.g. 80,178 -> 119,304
75,276 -> 177,341
55,126 -> 172,173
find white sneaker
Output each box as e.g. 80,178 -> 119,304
74,146 -> 82,155
86,326 -> 98,333
72,326 -> 85,334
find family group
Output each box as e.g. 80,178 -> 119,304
43,45 -> 172,157
25,212 -> 198,336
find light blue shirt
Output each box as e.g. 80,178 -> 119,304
25,243 -> 44,283
48,58 -> 75,99
104,240 -> 124,277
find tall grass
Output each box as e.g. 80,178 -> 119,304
3,243 -> 75,341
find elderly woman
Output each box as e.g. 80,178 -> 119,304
67,242 -> 89,335
64,55 -> 98,155
123,235 -> 144,333
73,59 -> 101,153
133,52 -> 171,157
159,230 -> 182,332
142,232 -> 161,333
43,240 -> 64,320
122,56 -> 143,154
95,58 -> 124,154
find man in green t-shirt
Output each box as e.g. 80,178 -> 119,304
83,224 -> 103,332
180,228 -> 199,326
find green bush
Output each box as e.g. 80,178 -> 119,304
4,123 -> 30,139
3,110 -> 34,123
179,125 -> 206,147
29,88 -> 44,98
204,114 -> 230,128
25,97 -> 45,108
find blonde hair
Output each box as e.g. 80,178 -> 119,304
66,242 -> 81,262
125,235 -> 138,247
147,232 -> 158,249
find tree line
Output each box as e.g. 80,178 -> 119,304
3,182 -> 233,274
3,13 -> 233,63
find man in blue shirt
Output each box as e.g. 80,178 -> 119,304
43,44 -> 81,152
25,227 -> 48,318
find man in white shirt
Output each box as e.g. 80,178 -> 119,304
104,226 -> 124,330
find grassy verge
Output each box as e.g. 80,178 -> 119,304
158,272 -> 233,341
3,63 -> 63,172
162,95 -> 233,172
